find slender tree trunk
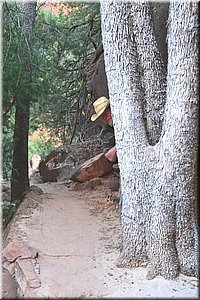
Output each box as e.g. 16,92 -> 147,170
100,0 -> 198,279
11,2 -> 37,205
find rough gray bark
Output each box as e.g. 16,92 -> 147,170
100,0 -> 198,280
160,1 -> 199,278
130,2 -> 166,145
11,2 -> 37,205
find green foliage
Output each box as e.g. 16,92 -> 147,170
3,2 -> 36,105
28,138 -> 56,160
107,193 -> 120,203
31,2 -> 101,140
3,2 -> 36,180
2,107 -> 15,180
2,200 -> 16,229
3,1 -> 101,180
3,127 -> 13,180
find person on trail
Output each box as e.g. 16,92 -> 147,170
91,96 -> 122,212
91,96 -> 117,165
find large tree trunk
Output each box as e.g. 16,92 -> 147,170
100,0 -> 198,280
11,2 -> 37,205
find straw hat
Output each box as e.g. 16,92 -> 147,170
91,97 -> 110,121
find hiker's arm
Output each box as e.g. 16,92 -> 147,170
105,145 -> 117,163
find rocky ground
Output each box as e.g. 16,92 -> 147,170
1,175 -> 199,298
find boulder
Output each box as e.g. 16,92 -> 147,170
2,242 -> 38,263
38,150 -> 63,182
70,153 -> 113,182
39,140 -> 103,183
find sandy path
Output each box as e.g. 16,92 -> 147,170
2,181 -> 199,298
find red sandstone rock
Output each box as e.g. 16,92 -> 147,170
70,153 -> 113,182
2,242 -> 38,263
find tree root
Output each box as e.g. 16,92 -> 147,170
116,255 -> 148,269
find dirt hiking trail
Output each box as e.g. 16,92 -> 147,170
2,178 -> 199,298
